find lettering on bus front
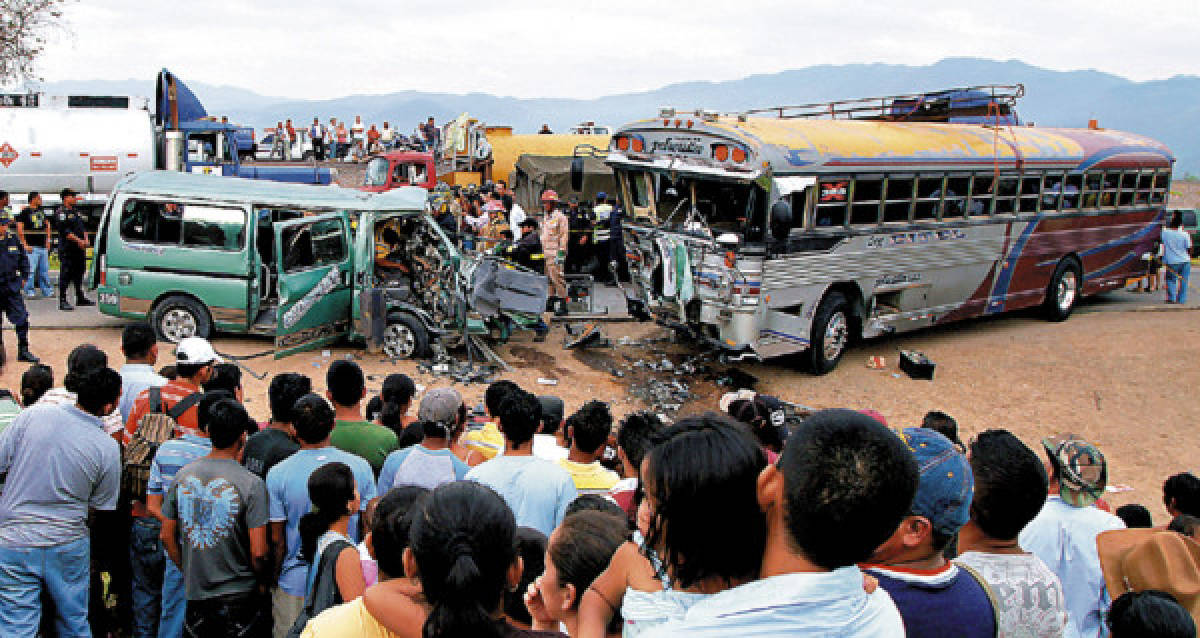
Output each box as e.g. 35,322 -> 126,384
649,136 -> 705,156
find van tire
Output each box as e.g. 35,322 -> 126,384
152,295 -> 212,343
1043,259 -> 1082,322
382,314 -> 429,359
805,291 -> 850,375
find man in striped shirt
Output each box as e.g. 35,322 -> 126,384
124,337 -> 218,638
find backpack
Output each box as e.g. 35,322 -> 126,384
120,387 -> 202,502
287,538 -> 354,638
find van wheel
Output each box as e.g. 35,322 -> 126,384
382,314 -> 429,359
1044,259 -> 1082,322
805,291 -> 850,375
152,295 -> 212,343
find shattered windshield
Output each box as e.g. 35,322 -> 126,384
651,173 -> 764,236
364,157 -> 390,186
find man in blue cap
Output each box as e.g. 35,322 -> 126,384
862,427 -> 996,638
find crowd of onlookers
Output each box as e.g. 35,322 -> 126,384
0,322 -> 1198,638
262,116 -> 442,162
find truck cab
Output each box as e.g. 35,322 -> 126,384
89,171 -> 521,358
361,151 -> 438,192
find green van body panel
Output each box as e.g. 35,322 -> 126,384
93,171 -> 445,356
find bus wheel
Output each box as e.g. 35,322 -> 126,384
1044,259 -> 1082,322
382,315 -> 429,359
806,291 -> 850,375
152,295 -> 212,343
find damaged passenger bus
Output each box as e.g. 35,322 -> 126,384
605,85 -> 1173,373
90,171 -> 547,358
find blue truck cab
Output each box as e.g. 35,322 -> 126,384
157,69 -> 333,186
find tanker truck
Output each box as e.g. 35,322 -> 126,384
0,69 -> 334,227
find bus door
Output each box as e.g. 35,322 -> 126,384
273,212 -> 354,357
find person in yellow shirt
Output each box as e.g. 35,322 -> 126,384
557,400 -> 619,494
460,380 -> 517,465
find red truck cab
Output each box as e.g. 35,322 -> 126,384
362,151 -> 437,192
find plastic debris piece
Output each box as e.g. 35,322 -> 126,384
537,378 -> 559,385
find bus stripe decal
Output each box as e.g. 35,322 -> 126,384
1084,252 -> 1139,281
987,219 -> 1041,314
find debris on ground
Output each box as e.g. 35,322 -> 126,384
712,367 -> 758,389
564,323 -> 608,349
415,355 -> 499,386
866,356 -> 887,370
538,378 -> 559,385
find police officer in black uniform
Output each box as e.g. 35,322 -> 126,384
506,218 -> 545,274
0,208 -> 39,365
564,194 -> 596,275
55,188 -> 94,311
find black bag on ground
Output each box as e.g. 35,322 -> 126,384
286,538 -> 354,638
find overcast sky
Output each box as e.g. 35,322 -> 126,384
32,0 -> 1200,99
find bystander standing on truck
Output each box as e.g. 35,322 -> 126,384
271,121 -> 286,159
16,192 -> 54,298
285,119 -> 296,160
55,189 -> 93,311
380,122 -> 395,150
310,118 -> 326,161
0,208 -> 39,365
328,118 -> 339,160
352,116 -> 366,155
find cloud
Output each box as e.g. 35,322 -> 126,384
31,0 -> 1200,99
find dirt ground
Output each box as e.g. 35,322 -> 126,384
6,304 -> 1196,524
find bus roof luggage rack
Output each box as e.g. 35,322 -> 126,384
734,84 -> 1025,124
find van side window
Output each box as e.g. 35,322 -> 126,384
281,218 -> 346,272
120,199 -> 182,244
182,206 -> 246,251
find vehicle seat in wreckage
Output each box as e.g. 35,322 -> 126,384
470,256 -> 549,316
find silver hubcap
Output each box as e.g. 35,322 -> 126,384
1057,271 -> 1078,311
161,308 -> 197,343
823,311 -> 848,362
382,323 -> 416,358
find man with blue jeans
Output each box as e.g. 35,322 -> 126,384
1162,211 -> 1192,305
266,393 -> 376,638
16,192 -> 54,298
125,337 -> 217,638
0,366 -> 122,637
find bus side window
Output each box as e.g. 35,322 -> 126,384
914,175 -> 943,221
850,179 -> 882,225
968,175 -> 993,216
815,180 -> 848,228
1082,172 -> 1104,208
1135,171 -> 1154,204
1102,171 -> 1121,207
1151,171 -> 1170,204
1018,174 -> 1042,213
883,177 -> 914,223
1118,171 -> 1138,206
1062,174 -> 1082,210
942,176 -> 971,219
993,174 -> 1018,215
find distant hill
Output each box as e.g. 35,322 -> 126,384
35,58 -> 1200,175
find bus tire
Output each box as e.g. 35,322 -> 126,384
1044,259 -> 1082,322
805,291 -> 851,375
152,295 -> 212,344
382,314 -> 429,359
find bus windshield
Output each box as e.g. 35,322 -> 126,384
645,171 -> 764,236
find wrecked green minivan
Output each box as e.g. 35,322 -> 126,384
90,171 -> 534,358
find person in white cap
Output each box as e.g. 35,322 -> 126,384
122,336 -> 221,637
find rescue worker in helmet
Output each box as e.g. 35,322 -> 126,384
538,190 -> 569,316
